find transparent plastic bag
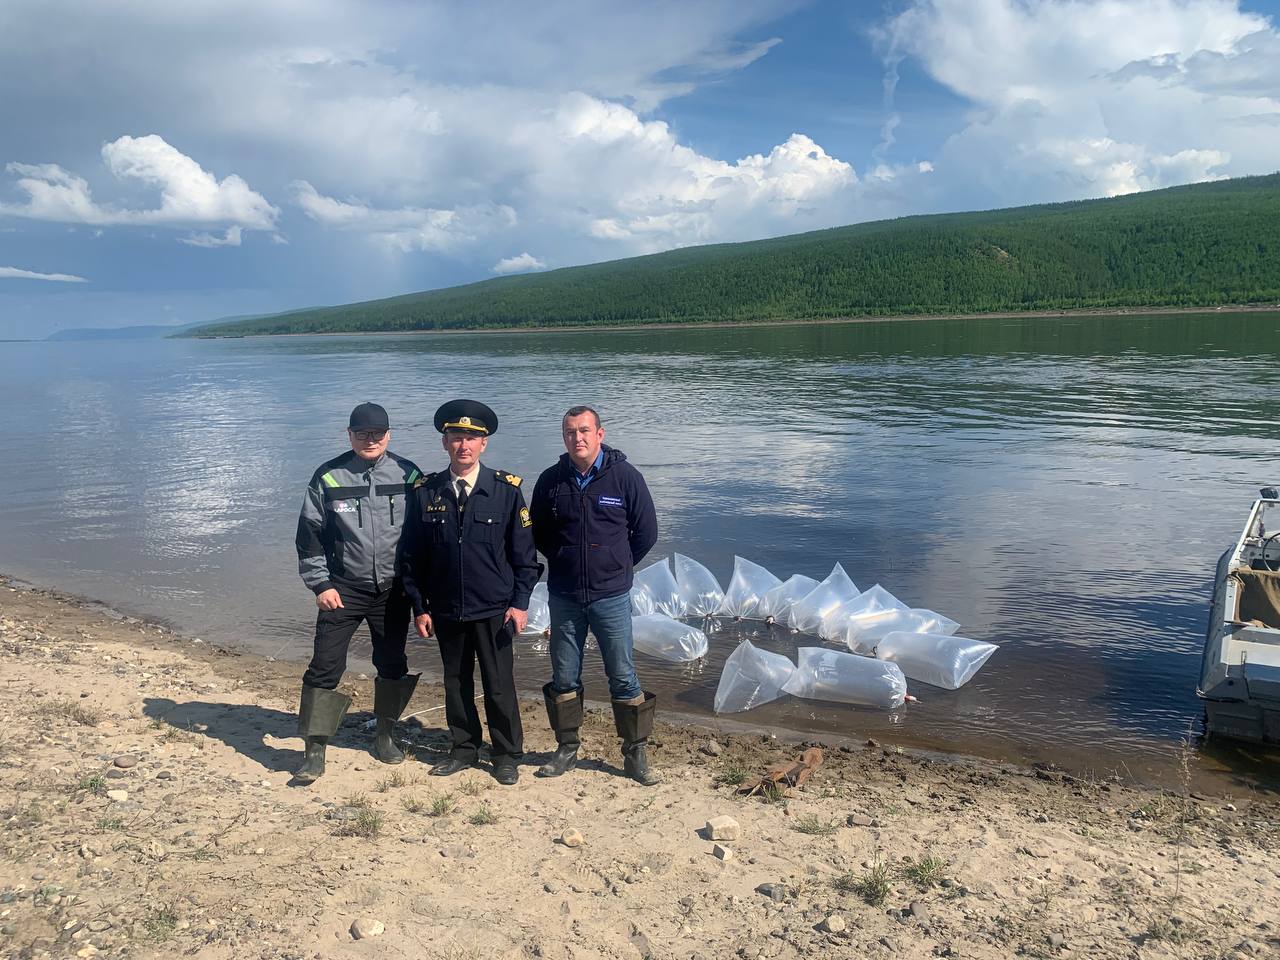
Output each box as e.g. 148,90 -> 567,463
632,613 -> 709,662
844,607 -> 959,655
630,585 -> 656,617
780,646 -> 907,709
788,563 -> 859,634
820,583 -> 909,645
674,553 -> 725,616
716,556 -> 782,619
520,582 -> 551,637
876,631 -> 996,689
757,574 -> 819,623
633,558 -> 686,618
713,639 -> 796,713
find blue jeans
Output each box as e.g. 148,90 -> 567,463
548,591 -> 642,702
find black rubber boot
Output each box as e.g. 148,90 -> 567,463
295,685 -> 352,784
611,692 -> 661,786
372,674 -> 419,764
535,683 -> 582,779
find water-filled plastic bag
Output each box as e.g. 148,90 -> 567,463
844,607 -> 959,655
819,583 -> 908,643
632,613 -> 708,662
716,556 -> 782,619
633,558 -> 686,618
789,564 -> 859,634
757,574 -> 819,623
781,646 -> 907,709
630,585 -> 656,617
520,582 -> 551,637
876,631 -> 996,689
674,553 -> 725,616
713,639 -> 796,713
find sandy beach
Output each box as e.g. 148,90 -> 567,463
2,575 -> 1278,960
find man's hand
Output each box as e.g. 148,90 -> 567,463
415,613 -> 434,639
504,607 -> 528,634
315,588 -> 344,611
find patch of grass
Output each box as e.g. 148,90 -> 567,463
714,760 -> 749,787
332,808 -> 384,839
78,774 -> 106,796
902,854 -> 949,890
143,907 -> 178,943
41,698 -> 102,726
375,769 -> 419,793
1145,915 -> 1200,945
429,792 -> 457,817
836,859 -> 890,907
346,792 -> 372,809
158,724 -> 204,748
758,781 -> 788,805
401,793 -> 425,813
792,814 -> 837,836
190,847 -> 218,862
97,816 -> 124,832
468,804 -> 498,826
458,776 -> 488,797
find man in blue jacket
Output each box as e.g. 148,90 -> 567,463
529,405 -> 660,785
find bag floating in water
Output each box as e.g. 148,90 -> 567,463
781,646 -> 907,709
716,556 -> 782,620
633,558 -> 686,618
820,582 -> 908,643
674,552 -> 725,616
844,606 -> 958,655
789,563 -> 859,634
876,631 -> 996,689
757,573 -> 819,623
520,582 -> 551,637
632,613 -> 709,662
713,639 -> 796,714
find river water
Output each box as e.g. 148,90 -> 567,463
4,311 -> 1280,790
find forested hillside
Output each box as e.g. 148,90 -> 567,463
192,174 -> 1280,336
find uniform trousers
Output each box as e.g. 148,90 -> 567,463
302,583 -> 410,690
435,614 -> 523,761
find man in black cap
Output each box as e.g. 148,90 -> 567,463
293,402 -> 424,784
398,399 -> 541,785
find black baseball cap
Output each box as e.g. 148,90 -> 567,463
348,402 -> 390,432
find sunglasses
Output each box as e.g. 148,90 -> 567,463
350,429 -> 388,441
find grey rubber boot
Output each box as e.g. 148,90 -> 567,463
372,674 -> 420,764
611,692 -> 661,786
295,685 -> 352,784
535,683 -> 582,778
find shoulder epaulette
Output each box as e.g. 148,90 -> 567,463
497,471 -> 522,487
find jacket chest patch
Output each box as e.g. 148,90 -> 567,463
598,495 -> 624,508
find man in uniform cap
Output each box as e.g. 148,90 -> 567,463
293,402 -> 424,783
399,399 -> 541,785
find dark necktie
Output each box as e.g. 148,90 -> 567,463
456,478 -> 469,512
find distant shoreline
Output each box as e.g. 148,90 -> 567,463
189,301 -> 1280,340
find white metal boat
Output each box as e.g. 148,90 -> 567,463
1199,489 -> 1280,743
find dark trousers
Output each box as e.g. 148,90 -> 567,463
435,614 -> 523,761
302,583 -> 410,690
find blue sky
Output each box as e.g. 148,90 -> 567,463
2,0 -> 1279,338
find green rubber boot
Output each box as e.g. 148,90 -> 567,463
373,674 -> 420,764
295,685 -> 352,784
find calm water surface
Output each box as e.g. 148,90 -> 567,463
4,312 -> 1280,790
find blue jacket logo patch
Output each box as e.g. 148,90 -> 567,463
598,495 -> 624,508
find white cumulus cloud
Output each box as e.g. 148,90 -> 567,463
1,135 -> 277,232
878,0 -> 1280,204
491,252 -> 546,274
0,265 -> 87,282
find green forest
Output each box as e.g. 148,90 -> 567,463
191,174 -> 1280,337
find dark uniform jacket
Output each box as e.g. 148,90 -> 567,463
530,445 -> 658,604
399,465 -> 542,622
295,450 -> 422,595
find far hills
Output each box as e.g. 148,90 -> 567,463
189,174 -> 1280,337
